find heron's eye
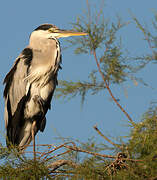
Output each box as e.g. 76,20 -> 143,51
48,28 -> 58,33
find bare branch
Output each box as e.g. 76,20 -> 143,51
93,125 -> 123,150
64,145 -> 117,159
48,159 -> 78,172
93,50 -> 136,127
64,145 -> 143,162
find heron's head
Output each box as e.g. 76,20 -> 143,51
30,24 -> 87,41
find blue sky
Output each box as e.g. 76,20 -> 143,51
0,0 -> 157,150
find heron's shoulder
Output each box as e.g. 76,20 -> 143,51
3,57 -> 20,97
21,47 -> 33,66
3,47 -> 33,98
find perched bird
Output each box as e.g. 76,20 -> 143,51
3,24 -> 87,150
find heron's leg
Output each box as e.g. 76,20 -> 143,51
32,121 -> 36,161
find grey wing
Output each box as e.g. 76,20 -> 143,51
3,48 -> 32,144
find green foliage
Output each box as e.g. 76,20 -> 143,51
69,11 -> 127,54
125,105 -> 157,178
100,46 -> 129,83
56,7 -> 151,104
69,12 -> 131,85
0,150 -> 51,179
55,106 -> 157,179
1,109 -> 157,179
132,13 -> 157,62
55,73 -> 106,104
54,9 -> 157,179
129,104 -> 157,159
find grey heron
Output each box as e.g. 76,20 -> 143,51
3,24 -> 87,151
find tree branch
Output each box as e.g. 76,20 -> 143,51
64,145 -> 143,162
93,50 -> 136,127
48,159 -> 78,172
93,125 -> 123,150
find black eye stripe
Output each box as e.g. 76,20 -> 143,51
34,24 -> 58,31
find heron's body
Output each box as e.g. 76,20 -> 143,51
3,24 -> 87,150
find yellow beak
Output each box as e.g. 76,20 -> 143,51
50,29 -> 88,38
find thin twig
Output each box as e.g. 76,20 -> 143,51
64,145 -> 143,162
93,125 -> 123,150
64,145 -> 117,159
132,16 -> 156,59
41,142 -> 76,159
93,50 -> 136,127
27,144 -> 56,147
48,159 -> 78,172
46,150 -> 71,161
24,151 -> 42,155
86,0 -> 91,25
